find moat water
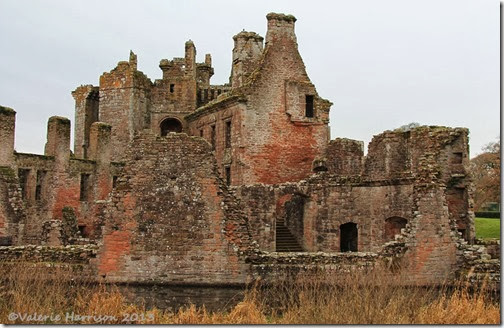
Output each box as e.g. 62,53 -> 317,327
117,285 -> 245,312
115,284 -> 500,313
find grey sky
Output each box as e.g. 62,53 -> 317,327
0,0 -> 499,157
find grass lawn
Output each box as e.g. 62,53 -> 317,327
474,217 -> 500,240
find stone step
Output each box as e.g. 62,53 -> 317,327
275,222 -> 303,252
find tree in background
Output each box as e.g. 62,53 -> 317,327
470,140 -> 500,212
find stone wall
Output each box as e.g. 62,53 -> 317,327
98,54 -> 152,162
186,98 -> 247,185
95,132 -> 253,285
324,138 -> 364,175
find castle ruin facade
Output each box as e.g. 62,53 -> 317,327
0,13 -> 498,287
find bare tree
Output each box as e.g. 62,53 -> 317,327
470,140 -> 500,211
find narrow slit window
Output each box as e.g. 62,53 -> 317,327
35,170 -> 46,201
80,173 -> 90,201
112,176 -> 118,188
18,169 -> 30,199
170,84 -> 175,93
225,121 -> 232,148
451,152 -> 463,164
225,166 -> 231,186
305,95 -> 314,118
211,125 -> 216,150
200,129 -> 203,137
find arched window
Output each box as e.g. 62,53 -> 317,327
384,217 -> 407,241
340,222 -> 358,252
160,118 -> 183,136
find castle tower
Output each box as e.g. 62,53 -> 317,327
0,106 -> 16,166
44,116 -> 71,167
230,31 -> 264,88
98,52 -> 152,162
72,85 -> 99,159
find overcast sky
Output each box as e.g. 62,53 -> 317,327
0,0 -> 499,158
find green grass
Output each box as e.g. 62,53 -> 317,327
474,217 -> 500,240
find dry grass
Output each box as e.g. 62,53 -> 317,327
0,261 -> 499,324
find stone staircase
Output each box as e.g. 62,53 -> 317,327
275,219 -> 303,252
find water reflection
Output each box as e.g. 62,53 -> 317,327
118,285 -> 245,313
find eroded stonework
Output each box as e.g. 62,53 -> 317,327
0,13 -> 498,287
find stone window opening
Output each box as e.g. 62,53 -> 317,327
225,166 -> 231,186
200,129 -> 203,137
80,173 -> 90,201
211,124 -> 216,150
384,217 -> 407,241
451,152 -> 463,164
18,168 -> 29,199
225,120 -> 232,148
35,170 -> 46,201
305,95 -> 314,118
340,222 -> 358,252
160,118 -> 183,136
112,176 -> 118,188
170,84 -> 175,93
78,225 -> 88,238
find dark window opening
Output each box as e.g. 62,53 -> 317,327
451,152 -> 463,164
458,228 -> 466,239
453,187 -> 465,199
305,95 -> 314,118
112,176 -> 118,188
384,217 -> 407,241
204,89 -> 208,102
210,89 -> 215,99
225,166 -> 231,186
340,222 -> 358,252
211,125 -> 216,150
225,121 -> 232,148
80,173 -> 90,201
199,129 -> 203,137
217,89 -> 222,95
160,118 -> 183,136
35,170 -> 46,201
78,225 -> 89,238
170,84 -> 175,93
18,169 -> 30,199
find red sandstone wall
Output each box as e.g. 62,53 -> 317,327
238,14 -> 331,185
96,132 -> 250,284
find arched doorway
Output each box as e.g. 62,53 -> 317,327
160,118 -> 183,136
340,222 -> 358,252
384,217 -> 407,241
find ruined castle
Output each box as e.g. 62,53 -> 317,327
0,13 -> 498,286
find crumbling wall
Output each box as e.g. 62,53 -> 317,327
324,138 -> 364,175
72,85 -> 99,159
96,132 -> 252,285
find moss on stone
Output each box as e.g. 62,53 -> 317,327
0,105 -> 16,115
0,166 -> 16,179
